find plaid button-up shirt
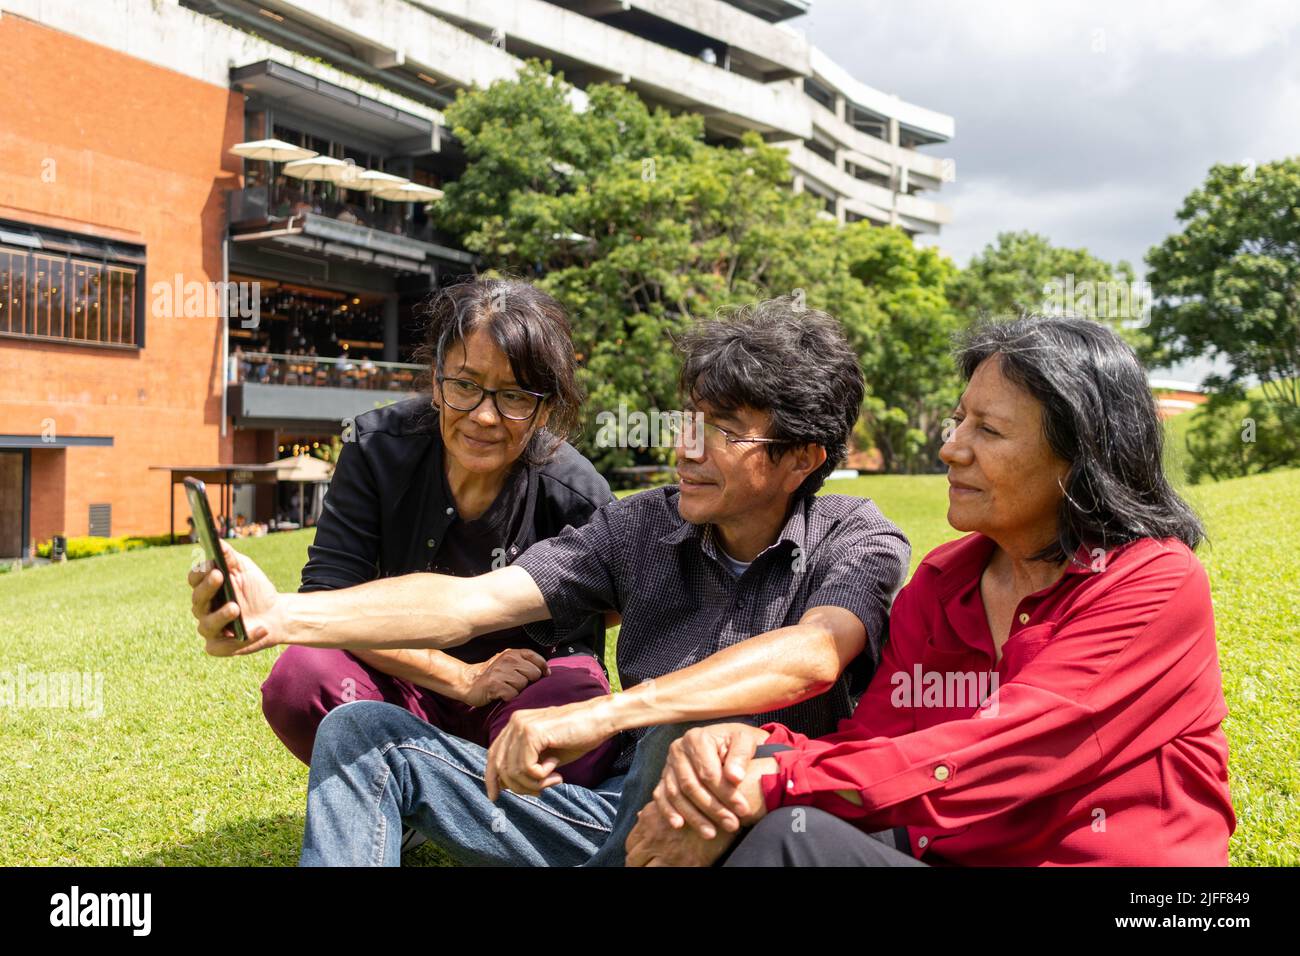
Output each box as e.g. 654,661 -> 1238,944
514,485 -> 911,771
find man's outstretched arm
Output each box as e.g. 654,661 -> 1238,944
483,513 -> 909,799
191,540 -> 551,655
483,604 -> 867,798
608,604 -> 864,730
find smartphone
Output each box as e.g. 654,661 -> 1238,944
184,476 -> 249,642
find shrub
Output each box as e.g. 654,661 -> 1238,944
34,534 -> 176,561
1184,392 -> 1300,484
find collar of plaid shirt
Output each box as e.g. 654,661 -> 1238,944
658,497 -> 809,570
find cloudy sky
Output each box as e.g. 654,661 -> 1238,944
797,0 -> 1300,274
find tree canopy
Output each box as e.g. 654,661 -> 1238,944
1145,158 -> 1300,411
436,62 -> 963,474
948,230 -> 1147,351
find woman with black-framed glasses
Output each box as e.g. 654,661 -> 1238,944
435,375 -> 550,422
208,277 -> 620,846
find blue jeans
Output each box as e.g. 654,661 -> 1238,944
299,699 -> 713,866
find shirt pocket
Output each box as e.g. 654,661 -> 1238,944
750,576 -> 799,634
908,640 -> 994,730
999,622 -> 1056,681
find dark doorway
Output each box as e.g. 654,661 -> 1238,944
0,450 -> 29,560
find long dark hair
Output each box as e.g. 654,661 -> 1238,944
412,276 -> 583,464
955,315 -> 1205,563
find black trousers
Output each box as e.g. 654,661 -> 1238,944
723,807 -> 928,867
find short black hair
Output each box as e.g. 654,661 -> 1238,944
956,314 -> 1205,563
678,296 -> 865,499
413,275 -> 583,465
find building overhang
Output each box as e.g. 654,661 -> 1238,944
228,210 -> 474,279
149,464 -> 282,486
0,435 -> 114,450
228,383 -> 421,431
809,47 -> 955,144
726,0 -> 811,23
231,59 -> 441,155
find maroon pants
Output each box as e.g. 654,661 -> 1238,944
260,646 -> 618,788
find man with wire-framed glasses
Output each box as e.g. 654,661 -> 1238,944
202,296 -> 911,867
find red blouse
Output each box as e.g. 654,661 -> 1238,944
760,532 -> 1235,866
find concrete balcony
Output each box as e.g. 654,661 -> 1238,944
894,191 -> 953,233
226,189 -> 473,278
407,0 -> 812,138
809,47 -> 954,145
227,354 -> 422,430
725,0 -> 811,21
241,0 -> 522,96
550,0 -> 811,79
807,99 -> 952,189
5,0 -> 465,120
782,142 -> 952,233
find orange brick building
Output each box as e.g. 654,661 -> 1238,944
0,14 -> 243,555
0,8 -> 468,560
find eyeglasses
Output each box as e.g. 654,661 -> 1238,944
680,411 -> 788,454
436,375 -> 548,421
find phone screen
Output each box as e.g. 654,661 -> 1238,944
184,477 -> 249,642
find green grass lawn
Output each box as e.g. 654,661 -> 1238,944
1,469 -> 1295,865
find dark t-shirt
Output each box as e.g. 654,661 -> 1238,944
300,398 -> 615,662
428,461 -> 529,665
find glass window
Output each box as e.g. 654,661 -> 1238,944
0,236 -> 141,348
0,247 -> 27,335
272,124 -> 304,146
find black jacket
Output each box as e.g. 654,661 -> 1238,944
300,397 -> 615,660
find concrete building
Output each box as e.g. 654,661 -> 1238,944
0,0 -> 954,559
186,0 -> 955,234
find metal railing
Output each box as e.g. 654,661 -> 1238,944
227,186 -> 443,244
227,351 -> 424,392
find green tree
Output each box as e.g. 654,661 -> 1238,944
1183,389 -> 1300,484
949,231 -> 1147,349
1145,158 -> 1300,412
834,224 -> 962,473
437,62 -> 962,475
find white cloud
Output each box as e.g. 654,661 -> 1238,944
917,177 -> 1174,269
808,0 -> 1300,63
800,1 -> 1300,273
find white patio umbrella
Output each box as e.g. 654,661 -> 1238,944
347,171 -> 411,222
346,169 -> 411,193
265,454 -> 334,528
229,138 -> 318,163
371,182 -> 444,203
268,453 -> 334,482
229,139 -> 318,210
282,155 -> 366,184
282,156 -> 370,209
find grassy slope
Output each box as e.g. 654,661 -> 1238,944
0,470 -> 1294,865
1179,469 -> 1300,864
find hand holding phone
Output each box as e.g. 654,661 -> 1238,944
188,545 -> 283,655
185,477 -> 282,655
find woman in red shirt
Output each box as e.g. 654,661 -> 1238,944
627,315 -> 1235,867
